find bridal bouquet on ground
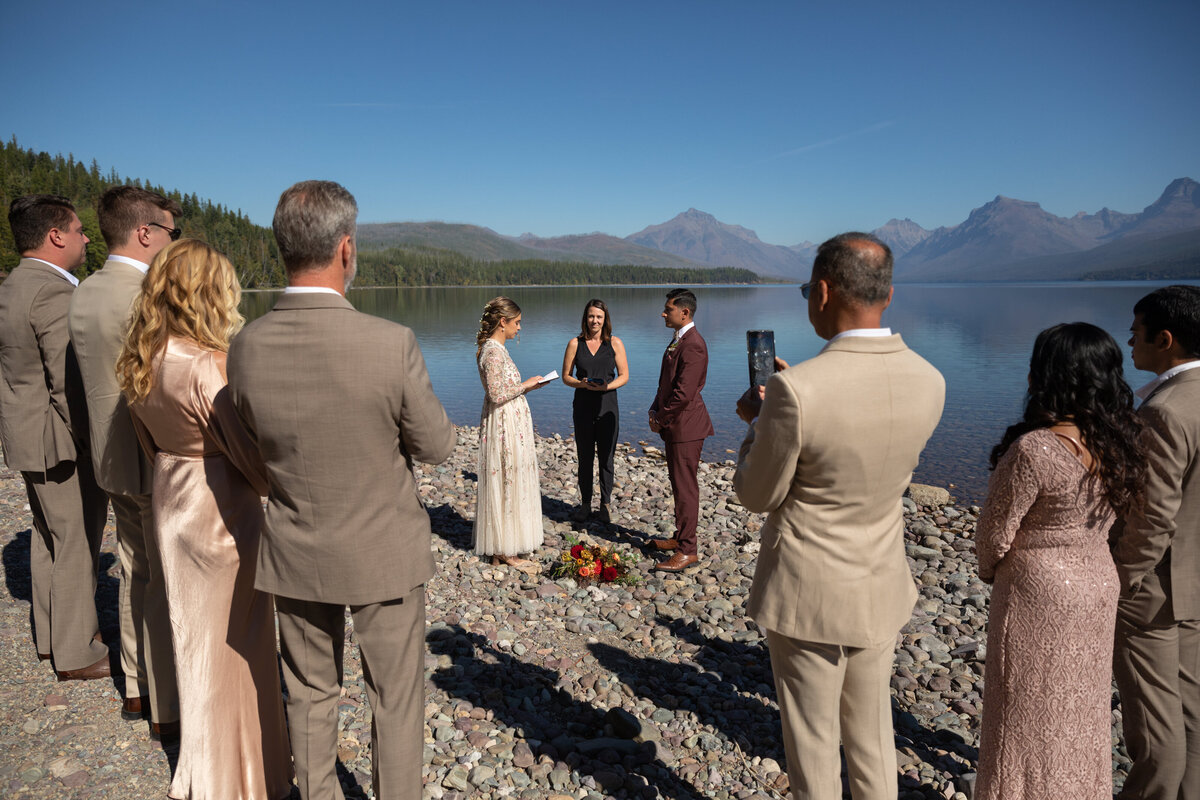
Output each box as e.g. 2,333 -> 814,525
552,534 -> 641,585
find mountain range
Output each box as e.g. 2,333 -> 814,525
358,177 -> 1200,282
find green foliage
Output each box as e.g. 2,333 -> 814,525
356,245 -> 761,287
0,136 -> 284,286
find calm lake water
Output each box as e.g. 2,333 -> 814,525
241,281 -> 1200,503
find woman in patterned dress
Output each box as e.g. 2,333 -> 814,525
474,297 -> 546,572
975,322 -> 1145,799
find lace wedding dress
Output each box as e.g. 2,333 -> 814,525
474,338 -> 544,556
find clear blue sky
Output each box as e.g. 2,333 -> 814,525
3,0 -> 1197,246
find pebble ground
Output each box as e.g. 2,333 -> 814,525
0,426 -> 1132,798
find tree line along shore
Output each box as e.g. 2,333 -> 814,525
0,138 -> 760,290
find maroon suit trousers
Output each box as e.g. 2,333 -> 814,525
666,439 -> 704,555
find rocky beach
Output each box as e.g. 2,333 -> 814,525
0,426 -> 1131,799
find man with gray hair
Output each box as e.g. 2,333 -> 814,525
734,233 -> 945,798
227,180 -> 455,800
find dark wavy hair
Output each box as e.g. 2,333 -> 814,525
990,322 -> 1146,515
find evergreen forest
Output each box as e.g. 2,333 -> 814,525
1,138 -> 761,288
0,137 -> 284,286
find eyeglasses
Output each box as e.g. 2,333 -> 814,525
800,281 -> 813,299
147,222 -> 182,241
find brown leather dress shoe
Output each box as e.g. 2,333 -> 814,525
151,720 -> 180,743
655,552 -> 699,572
122,695 -> 151,721
652,538 -> 679,551
37,652 -> 52,662
55,654 -> 111,682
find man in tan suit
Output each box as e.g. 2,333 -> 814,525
733,233 -> 944,799
227,180 -> 455,800
0,195 -> 110,680
68,186 -> 181,736
1112,284 -> 1200,800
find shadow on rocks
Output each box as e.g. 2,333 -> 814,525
661,615 -> 978,794
427,624 -> 705,799
2,528 -> 32,602
335,761 -> 368,799
95,552 -> 120,642
541,494 -> 656,552
588,635 -> 785,766
428,503 -> 475,551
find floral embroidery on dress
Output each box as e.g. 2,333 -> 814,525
473,339 -> 543,556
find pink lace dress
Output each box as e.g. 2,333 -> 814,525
474,339 -> 543,556
975,428 -> 1118,799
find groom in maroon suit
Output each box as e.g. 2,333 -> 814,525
649,288 -> 714,572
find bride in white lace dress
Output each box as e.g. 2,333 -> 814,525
474,297 -> 546,572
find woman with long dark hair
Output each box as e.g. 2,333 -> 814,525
561,299 -> 629,522
975,322 -> 1145,799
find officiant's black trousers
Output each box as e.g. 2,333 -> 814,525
573,398 -> 618,507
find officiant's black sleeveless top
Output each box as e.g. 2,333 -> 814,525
572,337 -> 619,417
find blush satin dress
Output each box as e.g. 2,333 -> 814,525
130,337 -> 292,800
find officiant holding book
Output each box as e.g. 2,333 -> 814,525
562,298 -> 629,524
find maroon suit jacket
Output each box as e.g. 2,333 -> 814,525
650,328 -> 714,444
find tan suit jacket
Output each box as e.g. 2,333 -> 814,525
68,258 -> 154,495
0,259 -> 90,470
227,291 -> 456,605
735,334 -> 945,648
1112,367 -> 1200,622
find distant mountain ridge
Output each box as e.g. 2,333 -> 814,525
626,208 -> 812,278
895,178 -> 1200,281
357,221 -> 706,269
357,178 -> 1200,282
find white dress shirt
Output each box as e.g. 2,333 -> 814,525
106,254 -> 150,274
26,257 -> 79,287
283,286 -> 343,296
1136,359 -> 1200,400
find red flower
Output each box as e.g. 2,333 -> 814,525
601,566 -> 619,582
594,560 -> 603,574
570,544 -> 585,559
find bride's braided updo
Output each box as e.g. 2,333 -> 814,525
476,296 -> 521,356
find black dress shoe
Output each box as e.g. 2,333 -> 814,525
55,655 -> 111,682
151,720 -> 180,743
122,695 -> 151,721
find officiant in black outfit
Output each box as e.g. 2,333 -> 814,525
562,299 -> 630,523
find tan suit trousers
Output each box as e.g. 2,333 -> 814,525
108,492 -> 178,721
1114,571 -> 1200,800
766,629 -> 898,800
23,459 -> 108,671
276,585 -> 425,800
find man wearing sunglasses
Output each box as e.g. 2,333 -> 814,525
68,185 -> 183,740
733,233 -> 945,799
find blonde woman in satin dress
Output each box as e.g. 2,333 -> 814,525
116,240 -> 292,800
474,296 -> 546,573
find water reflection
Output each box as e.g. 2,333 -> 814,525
241,282 -> 1196,503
